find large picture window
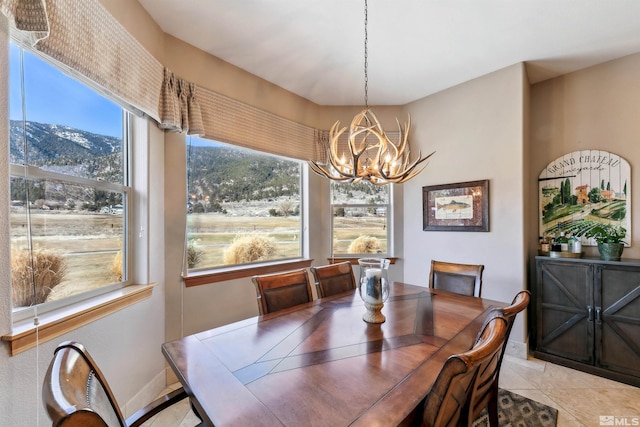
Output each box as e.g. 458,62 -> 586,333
331,181 -> 391,257
186,136 -> 303,271
9,41 -> 129,312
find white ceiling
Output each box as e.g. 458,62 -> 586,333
139,0 -> 640,106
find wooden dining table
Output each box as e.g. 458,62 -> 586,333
162,282 -> 506,427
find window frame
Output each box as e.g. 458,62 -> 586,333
329,182 -> 394,259
3,49 -> 156,355
183,136 -> 307,277
8,40 -> 134,321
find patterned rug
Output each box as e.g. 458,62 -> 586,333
472,389 -> 558,427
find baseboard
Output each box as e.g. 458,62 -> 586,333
165,365 -> 178,385
505,338 -> 528,359
123,369 -> 167,419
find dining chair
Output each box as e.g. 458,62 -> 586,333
417,312 -> 508,427
429,260 -> 485,297
251,268 -> 314,315
467,290 -> 531,426
310,261 -> 357,298
42,341 -> 200,427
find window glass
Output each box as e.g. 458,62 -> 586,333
331,181 -> 390,256
186,136 -> 302,270
9,41 -> 128,311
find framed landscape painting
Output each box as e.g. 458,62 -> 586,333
538,150 -> 630,246
422,180 -> 489,232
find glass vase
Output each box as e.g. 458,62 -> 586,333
357,257 -> 390,323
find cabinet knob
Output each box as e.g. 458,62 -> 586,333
587,305 -> 593,322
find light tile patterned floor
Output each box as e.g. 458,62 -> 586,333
143,355 -> 640,427
498,355 -> 640,427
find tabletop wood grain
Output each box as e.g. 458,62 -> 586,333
162,282 -> 505,427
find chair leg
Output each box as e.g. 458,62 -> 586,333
488,389 -> 499,427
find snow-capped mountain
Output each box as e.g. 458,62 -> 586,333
9,120 -> 121,165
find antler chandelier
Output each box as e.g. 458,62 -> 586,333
309,0 -> 434,185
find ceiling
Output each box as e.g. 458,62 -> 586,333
139,0 -> 640,106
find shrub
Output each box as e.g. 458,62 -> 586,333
223,234 -> 277,265
112,251 -> 123,281
348,236 -> 381,254
187,242 -> 203,268
11,248 -> 67,307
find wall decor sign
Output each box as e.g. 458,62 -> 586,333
538,150 -> 630,246
422,180 -> 489,232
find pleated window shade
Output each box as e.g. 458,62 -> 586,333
0,0 -> 49,45
197,86 -> 319,161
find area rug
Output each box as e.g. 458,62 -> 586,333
472,389 -> 558,427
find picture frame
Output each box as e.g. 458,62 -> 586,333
422,179 -> 489,232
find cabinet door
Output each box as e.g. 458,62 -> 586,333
595,265 -> 640,379
536,260 -> 594,364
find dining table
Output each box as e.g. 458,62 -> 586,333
161,282 -> 506,427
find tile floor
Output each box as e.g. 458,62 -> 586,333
143,355 -> 640,427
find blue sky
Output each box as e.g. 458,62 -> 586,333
9,43 -> 122,138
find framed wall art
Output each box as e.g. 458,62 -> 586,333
538,150 -> 630,246
422,179 -> 489,232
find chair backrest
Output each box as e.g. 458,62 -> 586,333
310,261 -> 357,298
467,290 -> 531,423
43,341 -> 125,427
252,268 -> 314,315
429,260 -> 484,297
420,313 -> 508,427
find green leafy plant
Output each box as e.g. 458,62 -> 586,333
582,224 -> 626,244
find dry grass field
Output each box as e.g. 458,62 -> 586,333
188,214 -> 302,268
11,210 -> 123,305
332,216 -> 388,253
11,209 -> 386,306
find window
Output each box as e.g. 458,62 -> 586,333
9,41 -> 129,314
331,181 -> 391,257
185,136 -> 303,271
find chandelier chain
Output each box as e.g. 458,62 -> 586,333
307,0 -> 435,185
364,0 -> 368,108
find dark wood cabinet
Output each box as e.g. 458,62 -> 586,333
534,256 -> 640,387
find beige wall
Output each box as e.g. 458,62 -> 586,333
401,64 -> 529,348
529,53 -> 640,261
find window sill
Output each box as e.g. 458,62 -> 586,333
327,257 -> 398,265
1,283 -> 156,356
183,258 -> 314,287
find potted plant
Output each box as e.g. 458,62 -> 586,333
583,224 -> 627,261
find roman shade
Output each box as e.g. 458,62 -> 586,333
196,85 -> 318,161
1,0 -> 164,121
159,68 -> 204,136
0,0 -> 48,45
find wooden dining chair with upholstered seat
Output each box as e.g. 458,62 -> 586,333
467,290 -> 531,426
251,268 -> 314,315
43,341 -> 201,427
310,261 -> 357,298
416,312 -> 508,427
429,260 -> 485,297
